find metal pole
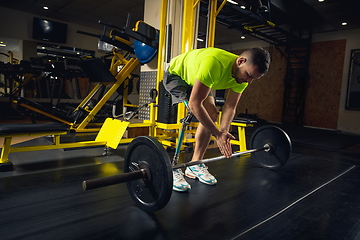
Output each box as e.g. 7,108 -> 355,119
173,146 -> 269,169
193,3 -> 200,49
205,0 -> 211,48
178,0 -> 184,55
164,0 -> 171,64
83,169 -> 146,190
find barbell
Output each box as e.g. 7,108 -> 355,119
82,125 -> 292,212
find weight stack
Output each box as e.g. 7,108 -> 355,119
158,81 -> 177,124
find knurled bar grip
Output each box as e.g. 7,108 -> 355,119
83,169 -> 146,191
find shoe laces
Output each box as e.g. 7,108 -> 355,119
197,164 -> 209,174
173,169 -> 185,180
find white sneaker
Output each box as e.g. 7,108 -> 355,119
173,169 -> 191,192
185,163 -> 217,185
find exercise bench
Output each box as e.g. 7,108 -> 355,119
0,118 -> 129,172
230,117 -> 257,151
215,97 -> 257,151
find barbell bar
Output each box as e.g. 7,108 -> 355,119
83,145 -> 269,191
172,145 -> 269,170
82,125 -> 292,212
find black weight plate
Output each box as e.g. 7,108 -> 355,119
124,136 -> 173,212
249,125 -> 292,169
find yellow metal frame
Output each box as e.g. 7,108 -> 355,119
76,57 -> 139,130
1,21 -> 161,163
1,0 -> 255,165
230,122 -> 254,151
207,0 -> 227,47
0,117 -> 136,165
152,0 -> 201,149
153,0 -> 223,150
109,30 -> 131,46
244,20 -> 275,32
14,100 -> 74,126
0,118 -> 159,166
152,0 -> 252,152
1,131 -> 69,164
13,49 -> 140,132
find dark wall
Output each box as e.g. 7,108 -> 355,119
305,39 -> 346,129
233,46 -> 287,123
231,39 -> 346,129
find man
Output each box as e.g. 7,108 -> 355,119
163,47 -> 270,192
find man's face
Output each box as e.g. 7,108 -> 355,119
234,58 -> 263,85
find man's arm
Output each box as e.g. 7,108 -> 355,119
188,79 -> 220,136
220,89 -> 242,132
189,79 -> 235,158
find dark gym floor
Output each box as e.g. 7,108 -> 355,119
1,123 -> 360,240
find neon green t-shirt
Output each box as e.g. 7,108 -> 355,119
168,47 -> 248,93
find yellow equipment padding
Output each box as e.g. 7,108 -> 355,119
95,118 -> 129,149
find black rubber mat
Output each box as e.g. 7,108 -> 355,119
1,137 -> 360,240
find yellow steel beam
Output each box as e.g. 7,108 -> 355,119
156,129 -> 179,138
73,82 -> 103,112
181,0 -> 196,53
156,122 -> 182,129
128,122 -> 152,128
215,0 -> 227,16
152,0 -> 169,137
73,128 -> 101,133
8,141 -> 107,153
8,51 -> 13,64
0,131 -> 68,138
14,101 -> 73,126
0,137 -> 12,164
207,0 -> 217,48
119,138 -> 133,144
207,0 -> 227,48
77,57 -> 139,130
124,104 -> 139,108
193,0 -> 201,9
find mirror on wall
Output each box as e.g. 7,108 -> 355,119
0,37 -> 20,63
346,49 -> 360,110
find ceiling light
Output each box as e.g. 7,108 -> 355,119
241,36 -> 245,39
197,38 -> 204,42
342,22 -> 348,26
0,44 -> 6,47
43,6 -> 49,10
227,0 -> 238,5
240,5 -> 246,9
318,0 -> 324,2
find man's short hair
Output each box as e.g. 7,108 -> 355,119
241,47 -> 270,75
